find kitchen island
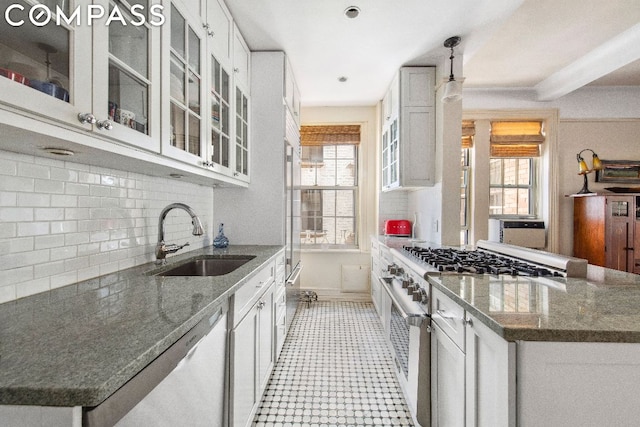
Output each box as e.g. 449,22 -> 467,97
428,265 -> 640,427
0,245 -> 283,424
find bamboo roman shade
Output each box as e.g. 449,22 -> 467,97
461,120 -> 475,149
490,121 -> 544,157
300,125 -> 361,146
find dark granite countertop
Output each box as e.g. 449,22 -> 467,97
0,244 -> 283,407
428,264 -> 640,343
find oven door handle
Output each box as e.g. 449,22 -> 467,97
378,276 -> 430,327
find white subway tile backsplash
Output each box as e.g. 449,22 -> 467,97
17,193 -> 51,207
34,179 -> 64,194
0,223 -> 16,239
50,167 -> 78,182
35,234 -> 65,249
18,163 -> 50,179
0,159 -> 17,176
16,278 -> 50,299
0,176 -> 34,192
17,222 -> 50,237
35,208 -> 65,221
0,284 -> 16,304
34,261 -> 65,279
50,221 -> 77,234
65,183 -> 90,195
0,192 -> 17,206
0,208 -> 34,222
0,149 -> 214,302
51,195 -> 77,207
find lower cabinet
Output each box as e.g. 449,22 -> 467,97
431,288 -> 514,427
431,323 -> 465,427
229,280 -> 275,427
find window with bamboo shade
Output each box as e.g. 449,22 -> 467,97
490,121 -> 544,157
299,125 -> 360,249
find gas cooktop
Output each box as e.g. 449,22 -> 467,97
396,240 -> 588,278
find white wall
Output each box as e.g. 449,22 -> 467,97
299,106 -> 378,296
0,149 -> 214,303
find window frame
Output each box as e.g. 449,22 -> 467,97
488,156 -> 539,218
300,142 -> 359,250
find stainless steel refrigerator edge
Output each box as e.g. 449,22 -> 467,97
285,112 -> 302,330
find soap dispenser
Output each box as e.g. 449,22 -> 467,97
213,223 -> 229,248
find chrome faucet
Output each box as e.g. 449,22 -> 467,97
156,203 -> 204,264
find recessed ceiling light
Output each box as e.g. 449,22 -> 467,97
344,6 -> 360,19
338,76 -> 348,83
42,147 -> 75,156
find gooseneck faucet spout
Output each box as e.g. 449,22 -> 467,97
156,203 -> 204,264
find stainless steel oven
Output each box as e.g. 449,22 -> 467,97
380,258 -> 431,427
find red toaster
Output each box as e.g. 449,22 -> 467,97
384,220 -> 412,236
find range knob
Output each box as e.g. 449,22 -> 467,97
413,288 -> 429,304
402,277 -> 413,288
407,284 -> 418,295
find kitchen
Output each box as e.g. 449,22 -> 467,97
1,0 -> 640,426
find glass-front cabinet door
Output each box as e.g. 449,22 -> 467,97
92,0 -> 162,152
208,56 -> 231,173
234,87 -> 249,180
0,0 -> 92,126
162,2 -> 205,164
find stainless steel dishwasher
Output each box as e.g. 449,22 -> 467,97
83,301 -> 228,427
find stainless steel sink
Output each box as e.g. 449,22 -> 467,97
154,255 -> 256,276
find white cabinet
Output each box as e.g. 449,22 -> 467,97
381,67 -> 435,191
162,1 -> 207,165
231,25 -> 251,182
431,288 -> 514,427
431,323 -> 466,427
284,57 -> 301,127
0,0 -> 162,152
464,314 -> 514,427
229,258 -> 277,427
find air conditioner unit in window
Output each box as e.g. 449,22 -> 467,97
488,219 -> 546,249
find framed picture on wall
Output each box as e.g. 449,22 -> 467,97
595,160 -> 640,183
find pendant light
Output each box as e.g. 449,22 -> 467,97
442,36 -> 462,103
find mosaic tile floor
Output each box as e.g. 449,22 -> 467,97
253,301 -> 415,426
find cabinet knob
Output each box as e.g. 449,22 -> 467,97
462,317 -> 473,327
96,120 -> 113,131
234,67 -> 239,73
257,300 -> 266,309
77,113 -> 97,124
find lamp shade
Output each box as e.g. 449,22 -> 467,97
578,159 -> 589,175
442,80 -> 462,103
592,154 -> 603,170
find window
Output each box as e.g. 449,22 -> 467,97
460,121 -> 474,244
300,125 -> 359,249
489,121 -> 544,217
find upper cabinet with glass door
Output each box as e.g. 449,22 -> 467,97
0,0 -> 92,127
92,0 -> 162,152
162,1 -> 206,165
232,24 -> 250,182
0,0 -> 162,152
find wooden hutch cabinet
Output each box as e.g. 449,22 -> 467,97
573,194 -> 640,273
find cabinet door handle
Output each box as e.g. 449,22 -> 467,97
436,309 -> 456,320
78,113 -> 97,124
97,120 -> 113,131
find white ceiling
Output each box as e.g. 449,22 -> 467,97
225,0 -> 640,106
